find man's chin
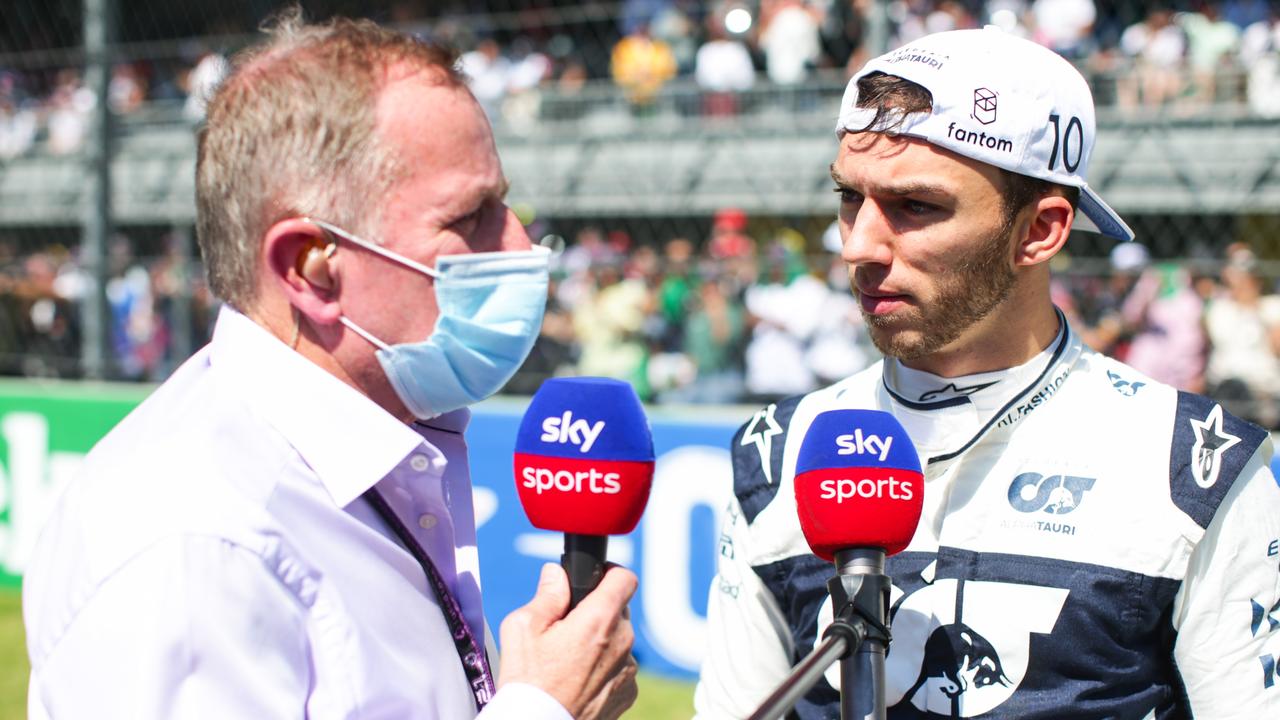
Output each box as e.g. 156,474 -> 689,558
866,323 -> 935,361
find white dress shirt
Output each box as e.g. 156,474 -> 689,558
24,307 -> 571,720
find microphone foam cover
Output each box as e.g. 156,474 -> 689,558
793,409 -> 924,561
514,377 -> 655,535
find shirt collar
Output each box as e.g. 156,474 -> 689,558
883,317 -> 1067,417
415,407 -> 472,435
208,306 -> 427,508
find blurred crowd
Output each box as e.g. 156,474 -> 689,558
5,1 -> 1280,159
0,236 -> 215,380
461,0 -> 1280,124
0,47 -> 227,159
1057,241 -> 1280,428
9,215 -> 1280,429
508,212 -> 874,405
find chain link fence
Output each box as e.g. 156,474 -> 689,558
3,0 -> 1280,422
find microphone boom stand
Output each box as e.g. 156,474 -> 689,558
747,548 -> 891,720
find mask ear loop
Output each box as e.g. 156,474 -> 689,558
340,316 -> 393,352
303,216 -> 442,280
290,307 -> 302,350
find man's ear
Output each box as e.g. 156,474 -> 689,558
262,218 -> 342,325
1015,194 -> 1073,268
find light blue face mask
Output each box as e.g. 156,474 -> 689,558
306,218 -> 550,420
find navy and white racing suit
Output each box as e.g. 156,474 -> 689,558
695,319 -> 1280,719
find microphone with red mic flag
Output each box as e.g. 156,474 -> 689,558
514,377 -> 655,609
750,409 -> 923,720
793,409 -> 923,560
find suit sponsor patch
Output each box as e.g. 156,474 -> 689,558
1169,392 -> 1267,529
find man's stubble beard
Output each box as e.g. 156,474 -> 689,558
857,221 -> 1018,361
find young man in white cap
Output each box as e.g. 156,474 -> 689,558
696,26 -> 1280,719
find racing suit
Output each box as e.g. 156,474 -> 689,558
695,318 -> 1280,719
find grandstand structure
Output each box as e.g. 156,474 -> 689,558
3,73 -> 1279,252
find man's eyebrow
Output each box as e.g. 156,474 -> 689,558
828,165 -> 949,197
879,181 -> 950,197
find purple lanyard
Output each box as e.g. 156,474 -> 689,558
363,487 -> 496,710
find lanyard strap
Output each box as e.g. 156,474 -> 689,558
363,487 -> 496,710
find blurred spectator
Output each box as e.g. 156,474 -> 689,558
14,252 -> 79,377
708,208 -> 755,260
986,0 -> 1032,36
558,58 -> 588,94
806,256 -> 872,386
656,237 -> 697,351
1118,7 -> 1187,107
573,261 -> 652,398
1204,246 -> 1280,427
105,237 -> 159,380
0,78 -> 37,159
893,0 -> 941,47
1031,0 -> 1097,59
1074,242 -> 1150,357
46,70 -> 94,155
501,37 -> 552,128
611,23 -> 678,108
108,63 -> 147,114
651,3 -> 700,73
1120,263 -> 1207,392
694,14 -> 755,115
742,241 -> 826,400
677,276 -> 747,403
508,277 -> 578,394
1241,11 -> 1280,116
459,38 -> 512,120
818,0 -> 867,73
930,1 -> 978,33
559,226 -> 610,278
621,0 -> 674,35
1222,0 -> 1272,29
759,0 -> 821,85
1180,2 -> 1240,104
182,48 -> 228,121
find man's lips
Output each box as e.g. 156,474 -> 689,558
857,289 -> 910,315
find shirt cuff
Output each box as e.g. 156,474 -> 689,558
479,683 -> 573,720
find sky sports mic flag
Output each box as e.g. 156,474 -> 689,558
514,377 -> 655,606
794,409 -> 924,561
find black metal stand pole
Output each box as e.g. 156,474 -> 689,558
746,548 -> 892,720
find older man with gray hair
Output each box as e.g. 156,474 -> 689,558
24,13 -> 637,720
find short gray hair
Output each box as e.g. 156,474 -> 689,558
195,8 -> 464,310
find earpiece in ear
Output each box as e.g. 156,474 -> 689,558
298,241 -> 336,290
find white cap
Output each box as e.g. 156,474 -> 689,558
836,26 -> 1134,242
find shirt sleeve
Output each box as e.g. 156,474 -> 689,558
694,496 -> 795,719
27,535 -> 313,720
480,683 -> 572,720
1172,444 -> 1280,718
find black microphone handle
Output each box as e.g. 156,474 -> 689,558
562,533 -> 608,609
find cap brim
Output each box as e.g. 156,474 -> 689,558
1076,185 -> 1135,242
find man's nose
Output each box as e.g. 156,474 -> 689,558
498,207 -> 532,252
840,201 -> 894,268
